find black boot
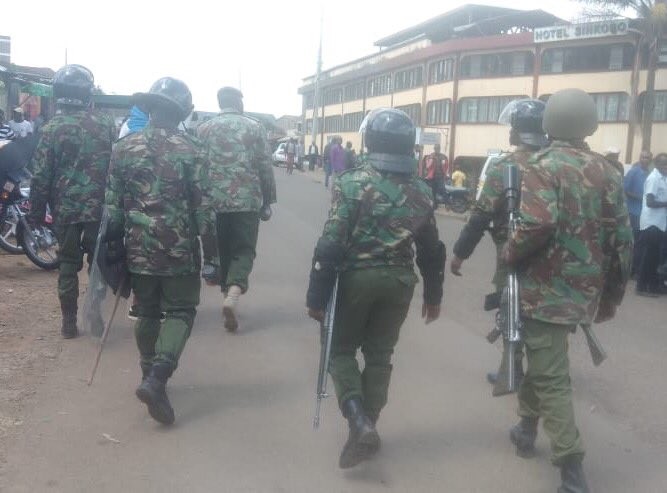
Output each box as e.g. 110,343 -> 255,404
558,457 -> 589,493
135,362 -> 175,425
140,361 -> 152,382
339,398 -> 380,469
60,303 -> 78,339
509,416 -> 538,458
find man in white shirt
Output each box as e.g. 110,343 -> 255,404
637,153 -> 667,296
8,108 -> 33,138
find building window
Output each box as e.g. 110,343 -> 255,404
324,115 -> 343,133
426,99 -> 452,125
460,52 -> 534,78
323,87 -> 343,106
395,104 -> 421,125
650,91 -> 667,121
457,96 -> 526,123
344,81 -> 365,102
367,74 -> 392,97
305,119 -> 313,133
541,44 -> 634,73
428,58 -> 454,84
394,66 -> 423,92
590,93 -> 629,122
304,93 -> 314,110
343,112 -> 364,132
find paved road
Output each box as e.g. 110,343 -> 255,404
2,170 -> 667,492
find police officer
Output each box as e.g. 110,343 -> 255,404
28,65 -> 116,338
450,99 -> 548,390
196,87 -> 277,332
306,108 -> 446,469
503,89 -> 632,492
105,77 -> 217,425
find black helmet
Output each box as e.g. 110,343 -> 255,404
498,99 -> 548,147
133,77 -> 193,121
52,64 -> 94,107
361,108 -> 416,156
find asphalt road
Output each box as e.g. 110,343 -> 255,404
1,170 -> 667,492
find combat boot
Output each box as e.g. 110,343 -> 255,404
60,303 -> 78,339
222,285 -> 242,332
557,457 -> 589,493
140,361 -> 152,382
339,398 -> 380,469
509,416 -> 538,458
135,362 -> 175,425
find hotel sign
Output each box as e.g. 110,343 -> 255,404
534,20 -> 629,44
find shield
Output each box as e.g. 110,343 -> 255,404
81,207 -> 130,337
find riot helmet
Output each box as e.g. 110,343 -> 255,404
52,64 -> 94,107
543,89 -> 598,140
359,108 -> 417,174
498,98 -> 548,147
133,77 -> 193,121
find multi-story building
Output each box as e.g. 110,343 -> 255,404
299,4 -> 667,165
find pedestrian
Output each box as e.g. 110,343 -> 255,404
637,153 -> 667,297
450,163 -> 467,188
0,109 -> 16,141
323,138 -> 333,188
624,150 -> 652,278
197,86 -> 277,332
419,143 -> 448,202
27,65 -> 116,339
344,141 -> 356,169
329,136 -> 345,177
306,108 -> 445,469
308,140 -> 319,171
105,77 -> 218,425
451,98 -> 549,390
286,138 -> 296,175
8,107 -> 33,138
503,89 -> 632,492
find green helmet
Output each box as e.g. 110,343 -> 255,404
543,89 -> 598,140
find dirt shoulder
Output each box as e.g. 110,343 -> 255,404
0,252 -> 62,468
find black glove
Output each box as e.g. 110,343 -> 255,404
259,204 -> 272,222
100,225 -> 126,265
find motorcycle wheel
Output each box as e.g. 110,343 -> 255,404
17,221 -> 60,270
0,205 -> 24,254
449,196 -> 470,214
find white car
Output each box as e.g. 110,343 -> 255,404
272,143 -> 289,167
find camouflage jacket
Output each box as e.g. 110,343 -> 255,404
504,140 -> 632,325
196,108 -> 276,212
106,125 -> 217,276
454,148 -> 534,290
321,162 -> 440,272
29,109 -> 115,225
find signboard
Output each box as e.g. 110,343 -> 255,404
534,20 -> 629,44
418,131 -> 441,146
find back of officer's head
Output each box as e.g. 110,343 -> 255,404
217,87 -> 243,113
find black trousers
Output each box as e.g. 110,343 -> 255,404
638,226 -> 664,292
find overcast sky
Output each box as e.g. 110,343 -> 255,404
0,1 -> 585,117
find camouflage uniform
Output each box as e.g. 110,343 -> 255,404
504,140 -> 632,465
310,162 -> 444,421
106,126 -> 217,371
28,109 -> 116,308
196,108 -> 276,292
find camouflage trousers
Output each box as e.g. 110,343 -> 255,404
56,221 -> 100,307
215,212 -> 259,293
518,318 -> 584,465
131,273 -> 200,369
329,266 -> 416,420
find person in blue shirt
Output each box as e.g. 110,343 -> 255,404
624,150 -> 653,277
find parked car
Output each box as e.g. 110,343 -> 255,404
272,143 -> 288,167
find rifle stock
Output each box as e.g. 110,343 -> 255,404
581,323 -> 607,367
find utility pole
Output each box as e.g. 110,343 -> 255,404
311,12 -> 323,147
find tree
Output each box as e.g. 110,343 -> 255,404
580,0 -> 667,155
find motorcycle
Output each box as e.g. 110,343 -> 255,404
0,169 -> 59,270
436,183 -> 470,214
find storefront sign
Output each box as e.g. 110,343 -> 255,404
534,20 -> 629,44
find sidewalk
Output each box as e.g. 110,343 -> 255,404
295,167 -> 467,221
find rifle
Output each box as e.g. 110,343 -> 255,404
313,274 -> 339,430
494,163 -> 522,396
581,323 -> 607,367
